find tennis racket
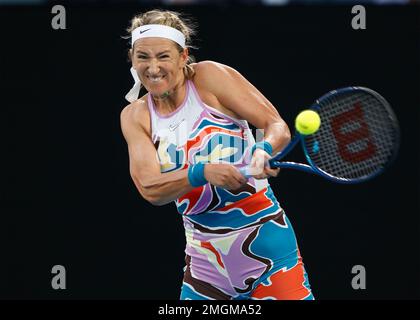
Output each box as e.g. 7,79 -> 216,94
240,87 -> 400,184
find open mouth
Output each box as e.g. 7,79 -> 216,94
147,75 -> 166,83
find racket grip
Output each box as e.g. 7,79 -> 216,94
239,166 -> 252,178
239,160 -> 275,178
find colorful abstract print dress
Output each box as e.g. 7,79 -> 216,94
147,80 -> 313,300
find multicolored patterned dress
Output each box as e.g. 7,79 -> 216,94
147,80 -> 313,300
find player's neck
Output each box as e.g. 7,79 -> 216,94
152,78 -> 187,115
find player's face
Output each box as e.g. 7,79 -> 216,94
132,38 -> 187,97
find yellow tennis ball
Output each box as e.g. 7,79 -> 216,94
295,110 -> 321,135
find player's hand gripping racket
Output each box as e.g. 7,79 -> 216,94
240,87 -> 400,184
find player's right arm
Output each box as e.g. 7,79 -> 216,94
120,101 -> 194,206
120,100 -> 246,206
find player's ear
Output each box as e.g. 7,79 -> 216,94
181,47 -> 188,66
128,48 -> 133,64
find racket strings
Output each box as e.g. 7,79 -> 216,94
304,90 -> 398,180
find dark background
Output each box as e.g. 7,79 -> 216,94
1,4 -> 419,299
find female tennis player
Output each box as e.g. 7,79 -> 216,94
120,9 -> 314,300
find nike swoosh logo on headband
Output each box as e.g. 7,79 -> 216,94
139,28 -> 151,34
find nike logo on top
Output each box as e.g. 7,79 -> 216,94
139,28 -> 151,34
169,118 -> 185,131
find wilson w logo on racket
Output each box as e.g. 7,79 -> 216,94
241,87 -> 400,184
330,101 -> 377,163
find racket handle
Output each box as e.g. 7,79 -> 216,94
240,161 -> 315,177
239,167 -> 252,178
239,160 -> 274,178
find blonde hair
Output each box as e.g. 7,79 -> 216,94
126,9 -> 197,80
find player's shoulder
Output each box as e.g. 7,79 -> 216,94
192,60 -> 233,78
120,93 -> 151,133
192,60 -> 237,91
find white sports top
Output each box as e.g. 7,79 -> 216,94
147,79 -> 269,215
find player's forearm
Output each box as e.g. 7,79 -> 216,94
133,169 -> 194,206
263,120 -> 291,155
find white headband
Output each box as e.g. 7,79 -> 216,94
131,24 -> 186,49
125,24 -> 186,103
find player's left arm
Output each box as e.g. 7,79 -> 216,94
195,60 -> 291,177
195,60 -> 290,154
